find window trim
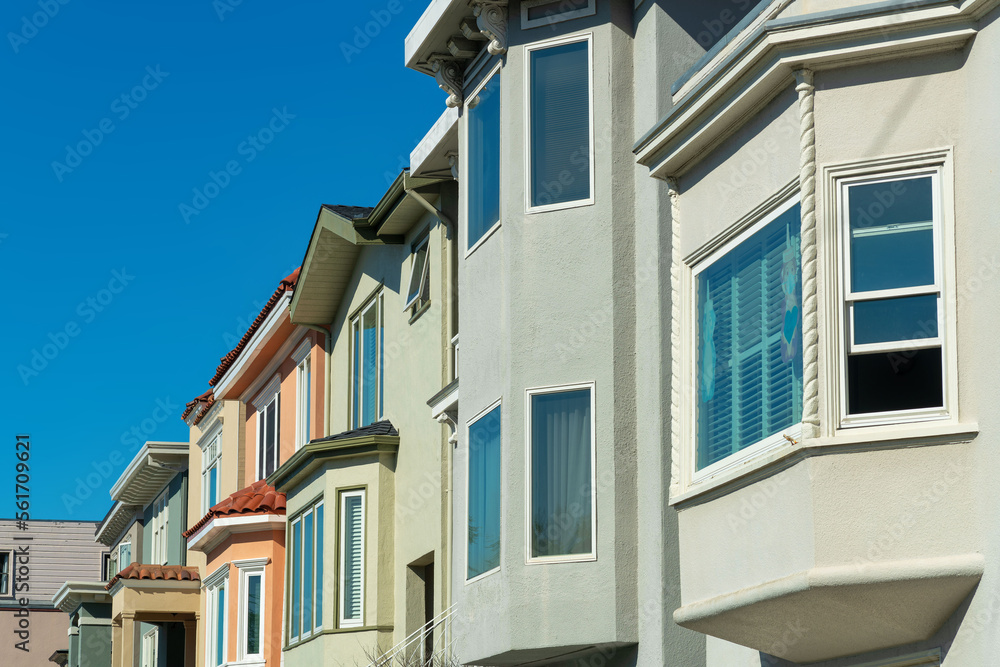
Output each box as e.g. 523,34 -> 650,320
524,381 -> 597,565
523,31 -> 595,215
200,426 -> 223,514
295,354 -> 312,451
404,232 -> 431,311
254,376 -> 281,481
463,60 -> 504,258
149,492 -> 169,565
117,541 -> 132,573
829,154 -> 956,430
204,564 -> 229,667
0,550 -> 12,597
338,488 -> 366,628
349,292 -> 384,429
287,498 -> 324,644
236,561 -> 266,662
521,0 -> 597,30
465,398 -> 502,584
687,193 -> 804,484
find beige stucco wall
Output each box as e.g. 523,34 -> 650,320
0,608 -> 68,667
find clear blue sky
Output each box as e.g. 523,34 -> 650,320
0,0 -> 442,521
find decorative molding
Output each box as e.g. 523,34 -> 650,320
795,68 -> 819,441
202,563 -> 230,589
472,1 -> 508,56
251,374 -> 281,412
437,412 -> 458,445
446,151 -> 459,180
232,557 -> 270,570
430,57 -> 464,108
667,178 -> 682,500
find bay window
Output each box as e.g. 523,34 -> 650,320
839,168 -> 947,421
466,65 -> 501,252
526,383 -> 595,562
351,294 -> 384,429
467,402 -> 501,580
526,34 -> 593,212
289,500 -> 323,642
339,490 -> 365,628
695,199 -> 803,472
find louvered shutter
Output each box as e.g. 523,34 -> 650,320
342,494 -> 364,623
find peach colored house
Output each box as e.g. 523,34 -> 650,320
184,268 -> 325,667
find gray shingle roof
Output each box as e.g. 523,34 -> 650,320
311,420 -> 398,443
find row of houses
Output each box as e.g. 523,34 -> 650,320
42,0 -> 1000,666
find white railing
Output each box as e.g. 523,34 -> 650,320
368,604 -> 457,667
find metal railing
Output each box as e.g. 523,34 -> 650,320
367,604 -> 457,667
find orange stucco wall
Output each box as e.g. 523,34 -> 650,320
243,330 -> 325,486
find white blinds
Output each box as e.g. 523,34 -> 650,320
341,492 -> 364,624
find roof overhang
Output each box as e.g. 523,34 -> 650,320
268,434 -> 400,493
109,442 -> 189,507
410,106 -> 459,179
634,0 -> 983,178
213,292 -> 293,399
428,378 -> 458,420
369,171 -> 450,238
95,501 -> 138,547
52,582 -> 112,614
405,0 -> 478,75
186,513 -> 286,554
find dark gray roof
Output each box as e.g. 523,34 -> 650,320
311,420 -> 398,444
322,204 -> 373,220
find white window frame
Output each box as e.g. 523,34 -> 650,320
253,375 -> 281,480
524,381 -> 597,565
829,153 -> 956,430
293,340 -> 312,451
349,293 -> 384,429
523,32 -> 595,215
404,233 -> 431,310
338,489 -> 365,628
117,541 -> 132,572
236,559 -> 267,663
463,60 -> 504,258
200,427 -> 223,514
521,0 -> 596,30
0,550 -> 11,596
685,194 -> 805,486
288,499 -> 323,643
150,492 -> 169,565
141,627 -> 158,667
204,564 -> 229,667
465,398 -> 502,584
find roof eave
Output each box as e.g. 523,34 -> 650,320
268,434 -> 400,493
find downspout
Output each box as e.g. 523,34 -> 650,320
404,185 -> 457,613
297,322 -> 332,438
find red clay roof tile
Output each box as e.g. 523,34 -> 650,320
183,479 -> 286,539
181,390 -> 215,421
105,564 -> 200,590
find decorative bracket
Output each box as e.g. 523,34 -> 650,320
472,1 -> 508,56
430,56 -> 464,108
437,411 -> 458,446
445,151 -> 459,180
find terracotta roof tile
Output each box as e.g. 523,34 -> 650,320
105,564 -> 200,590
181,390 -> 215,422
208,268 -> 301,388
183,479 -> 286,539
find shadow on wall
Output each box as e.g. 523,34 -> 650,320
656,0 -> 762,50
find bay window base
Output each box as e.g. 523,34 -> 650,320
674,553 -> 983,663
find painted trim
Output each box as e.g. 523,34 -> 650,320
187,514 -> 286,554
291,337 -> 312,365
521,0 -> 596,30
237,563 -> 266,662
524,32 -> 596,215
338,489 -> 365,628
524,381 -> 598,565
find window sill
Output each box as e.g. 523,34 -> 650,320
671,420 -> 978,508
283,625 -> 389,651
465,220 -> 502,259
408,300 -> 431,325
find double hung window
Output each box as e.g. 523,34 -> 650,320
339,490 -> 365,627
526,383 -> 595,562
526,34 -> 593,211
205,568 -> 228,667
256,382 -> 280,480
296,355 -> 312,450
237,562 -> 265,662
351,294 -> 384,429
289,500 -> 323,642
839,171 -> 945,420
202,432 -> 221,513
467,402 -> 501,580
466,67 -> 501,252
695,199 -> 804,472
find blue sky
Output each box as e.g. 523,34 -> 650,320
0,0 -> 442,521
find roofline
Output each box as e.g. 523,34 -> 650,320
186,513 -> 286,554
212,291 -> 293,399
109,442 -> 189,506
52,581 -> 112,614
268,434 -> 400,492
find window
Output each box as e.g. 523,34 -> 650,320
296,355 -> 312,449
255,382 -> 280,480
404,234 -> 431,311
695,199 -> 803,472
351,294 -> 384,429
237,563 -> 265,662
526,383 -> 596,562
467,402 -> 501,580
526,34 -> 593,212
102,552 -> 111,582
149,492 -> 169,565
339,490 -> 365,628
289,500 -> 323,642
202,431 -> 222,513
141,628 -> 158,667
521,0 -> 596,29
466,66 -> 501,252
205,568 -> 229,667
0,551 -> 10,596
118,542 -> 132,572
839,171 -> 945,421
